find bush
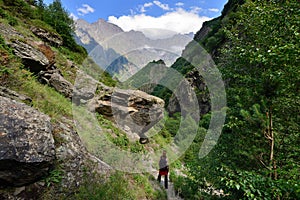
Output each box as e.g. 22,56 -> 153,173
220,168 -> 300,199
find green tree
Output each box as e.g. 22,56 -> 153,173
42,0 -> 86,54
42,0 -> 74,44
215,0 -> 299,198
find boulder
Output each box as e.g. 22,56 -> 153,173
30,26 -> 63,47
73,71 -> 165,143
53,117 -> 111,191
88,83 -> 165,143
10,40 -> 49,73
0,96 -> 55,187
38,69 -> 74,99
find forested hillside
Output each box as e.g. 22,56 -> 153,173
167,0 -> 300,199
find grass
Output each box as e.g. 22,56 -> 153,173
58,46 -> 87,66
74,171 -> 167,200
96,113 -> 148,153
18,78 -> 73,120
0,7 -> 18,26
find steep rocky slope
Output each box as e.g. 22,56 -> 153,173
0,1 -> 167,199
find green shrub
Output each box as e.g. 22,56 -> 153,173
220,168 -> 300,199
43,169 -> 63,187
6,14 -> 18,26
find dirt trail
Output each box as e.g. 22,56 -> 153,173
150,164 -> 183,199
154,173 -> 182,200
166,181 -> 183,200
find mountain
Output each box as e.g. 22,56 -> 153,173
75,19 -> 193,81
75,18 -> 123,46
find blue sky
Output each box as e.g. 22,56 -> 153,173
44,0 -> 228,38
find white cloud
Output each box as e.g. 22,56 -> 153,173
208,8 -> 219,12
144,2 -> 154,7
108,8 -> 211,39
77,4 -> 95,16
140,2 -> 154,13
70,13 -> 78,20
175,2 -> 184,7
153,1 -> 171,11
190,6 -> 202,14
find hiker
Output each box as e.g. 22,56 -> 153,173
157,150 -> 168,189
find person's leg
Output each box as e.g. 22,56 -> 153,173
157,174 -> 161,183
164,175 -> 168,189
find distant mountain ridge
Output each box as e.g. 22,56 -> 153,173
74,19 -> 193,81
75,19 -> 123,44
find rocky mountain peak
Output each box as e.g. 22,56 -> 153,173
75,18 -> 124,44
75,18 -> 193,80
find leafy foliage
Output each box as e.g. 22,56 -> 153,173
171,0 -> 300,199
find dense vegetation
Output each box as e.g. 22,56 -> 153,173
168,0 -> 300,199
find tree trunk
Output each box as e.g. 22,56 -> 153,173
268,108 -> 277,180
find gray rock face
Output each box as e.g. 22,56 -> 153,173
194,24 -> 212,42
75,19 -> 123,44
53,117 -> 111,192
167,69 -> 210,116
72,70 -> 97,105
0,96 -> 55,187
30,26 -> 63,47
10,40 -> 49,72
186,70 -> 210,115
75,19 -> 192,80
38,69 -> 74,99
